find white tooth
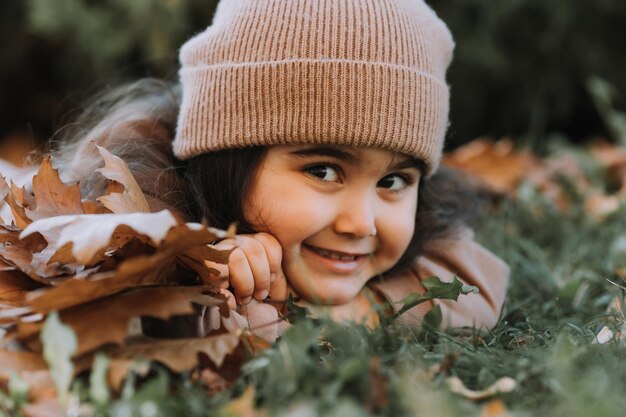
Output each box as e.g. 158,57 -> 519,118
330,253 -> 340,260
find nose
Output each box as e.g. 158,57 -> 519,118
333,192 -> 377,238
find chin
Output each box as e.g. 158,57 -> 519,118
291,282 -> 361,306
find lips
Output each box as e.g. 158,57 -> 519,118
303,244 -> 368,260
305,246 -> 358,261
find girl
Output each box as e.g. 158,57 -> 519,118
50,0 -> 508,341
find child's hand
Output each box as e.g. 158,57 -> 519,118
204,232 -> 287,305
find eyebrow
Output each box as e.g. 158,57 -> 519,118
289,146 -> 361,166
288,146 -> 422,172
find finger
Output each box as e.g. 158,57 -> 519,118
268,270 -> 288,302
227,246 -> 256,305
251,232 -> 283,279
218,288 -> 237,310
235,236 -> 272,301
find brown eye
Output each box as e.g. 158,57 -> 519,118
305,165 -> 340,182
378,174 -> 409,191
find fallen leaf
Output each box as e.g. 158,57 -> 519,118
584,193 -> 622,219
27,157 -> 83,220
0,225 -> 49,281
95,146 -> 150,213
0,349 -> 47,374
480,399 -> 509,417
22,397 -> 65,417
111,333 -> 241,371
446,376 -> 517,400
443,138 -> 539,194
106,359 -> 137,393
222,387 -> 265,417
0,176 -> 32,229
0,270 -> 42,305
20,210 -> 180,265
19,287 -> 209,357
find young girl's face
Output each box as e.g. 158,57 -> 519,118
243,145 -> 421,304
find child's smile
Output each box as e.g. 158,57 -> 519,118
244,145 -> 421,304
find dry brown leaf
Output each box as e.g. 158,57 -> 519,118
0,270 -> 42,305
0,257 -> 15,271
0,225 -> 50,281
480,399 -> 510,417
95,146 -> 150,213
443,138 -> 539,194
26,258 -> 173,313
0,176 -> 32,228
590,140 -> 626,194
18,287 -> 213,357
27,157 -> 84,220
112,333 -> 240,371
107,359 -> 138,393
22,397 -> 65,417
79,200 -> 112,215
222,387 -> 265,417
20,210 -> 179,265
10,181 -> 36,210
0,349 -> 47,374
584,193 -> 622,219
25,222 -> 229,312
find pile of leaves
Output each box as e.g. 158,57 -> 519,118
2,138 -> 626,417
0,147 -> 257,415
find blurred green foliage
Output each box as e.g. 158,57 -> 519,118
430,0 -> 626,148
0,0 -> 219,141
1,0 -> 625,147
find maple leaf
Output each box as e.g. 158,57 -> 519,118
16,287 -> 220,357
20,210 -> 180,265
24,223 -> 230,312
95,146 -> 150,213
27,157 -> 84,221
0,175 -> 32,229
0,224 -> 50,281
111,333 -> 241,371
0,270 -> 42,305
0,349 -> 48,374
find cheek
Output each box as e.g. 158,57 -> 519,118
243,179 -> 325,244
379,199 -> 417,261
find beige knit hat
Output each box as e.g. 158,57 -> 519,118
173,0 -> 454,174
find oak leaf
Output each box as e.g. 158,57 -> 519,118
95,146 -> 150,213
111,333 -> 240,371
20,210 -> 179,265
0,175 -> 32,229
0,270 -> 42,305
27,157 -> 83,220
0,349 -> 47,374
17,287 -> 216,357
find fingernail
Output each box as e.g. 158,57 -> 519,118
270,273 -> 277,283
255,289 -> 269,300
239,296 -> 252,306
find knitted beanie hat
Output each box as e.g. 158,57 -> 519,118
173,0 -> 454,174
